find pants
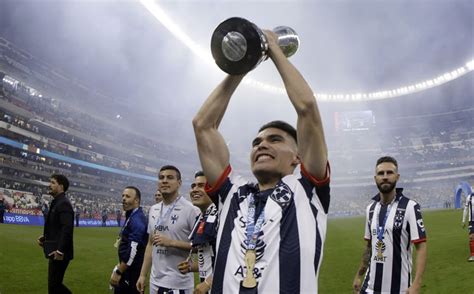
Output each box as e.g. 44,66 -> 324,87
0,210 -> 4,223
48,259 -> 71,294
114,268 -> 141,294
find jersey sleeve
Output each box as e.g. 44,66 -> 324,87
300,162 -> 330,188
147,206 -> 155,235
407,202 -> 427,243
188,206 -> 201,230
364,204 -> 371,240
205,165 -> 247,205
300,162 -> 331,213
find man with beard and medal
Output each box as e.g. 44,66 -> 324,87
193,29 -> 330,293
353,156 -> 427,294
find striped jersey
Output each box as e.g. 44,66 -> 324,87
147,196 -> 200,290
361,188 -> 427,294
463,193 -> 473,223
207,164 -> 330,293
188,203 -> 218,280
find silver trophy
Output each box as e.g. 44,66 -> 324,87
211,17 -> 300,75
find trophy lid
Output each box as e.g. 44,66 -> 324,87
211,17 -> 265,75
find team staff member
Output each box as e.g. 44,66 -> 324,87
154,190 -> 163,204
110,186 -> 148,293
178,171 -> 218,294
353,156 -> 427,294
37,174 -> 74,294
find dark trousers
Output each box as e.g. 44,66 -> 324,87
0,210 -> 4,223
48,259 -> 72,294
114,268 -> 140,294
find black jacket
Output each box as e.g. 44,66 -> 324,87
118,207 -> 148,270
43,193 -> 74,260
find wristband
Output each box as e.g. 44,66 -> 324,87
114,266 -> 122,275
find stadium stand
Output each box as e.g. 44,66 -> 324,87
0,36 -> 472,222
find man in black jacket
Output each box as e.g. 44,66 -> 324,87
37,174 -> 74,294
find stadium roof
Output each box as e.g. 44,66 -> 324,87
0,0 -> 472,141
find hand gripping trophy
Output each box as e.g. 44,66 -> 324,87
211,17 -> 300,75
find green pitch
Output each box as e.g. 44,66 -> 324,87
0,209 -> 471,293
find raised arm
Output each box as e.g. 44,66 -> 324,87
265,31 -> 328,179
192,75 -> 245,185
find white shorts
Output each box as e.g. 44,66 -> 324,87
149,282 -> 193,294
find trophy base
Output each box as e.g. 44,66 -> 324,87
211,17 -> 266,75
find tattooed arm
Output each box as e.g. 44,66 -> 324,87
353,240 -> 372,293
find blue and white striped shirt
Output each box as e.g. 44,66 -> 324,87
207,164 -> 330,293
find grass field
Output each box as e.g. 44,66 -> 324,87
0,209 -> 472,293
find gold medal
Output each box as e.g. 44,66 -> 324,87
113,237 -> 120,248
242,249 -> 257,288
376,240 -> 384,259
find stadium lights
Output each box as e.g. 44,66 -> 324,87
139,0 -> 473,102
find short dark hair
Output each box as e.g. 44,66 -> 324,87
194,171 -> 205,178
124,186 -> 141,201
159,165 -> 181,180
258,120 -> 297,143
51,174 -> 69,192
376,156 -> 398,169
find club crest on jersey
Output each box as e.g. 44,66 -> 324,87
393,210 -> 405,229
270,183 -> 293,207
171,214 -> 179,224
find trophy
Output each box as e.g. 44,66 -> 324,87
211,17 -> 299,75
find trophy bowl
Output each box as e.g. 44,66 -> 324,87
211,17 -> 299,75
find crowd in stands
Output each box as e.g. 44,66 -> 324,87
0,39 -> 472,220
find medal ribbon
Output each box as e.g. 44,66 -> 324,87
246,193 -> 265,250
119,207 -> 138,237
155,196 -> 181,229
376,202 -> 393,241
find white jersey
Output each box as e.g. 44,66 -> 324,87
463,193 -> 474,224
207,164 -> 330,293
361,189 -> 427,294
147,196 -> 200,289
